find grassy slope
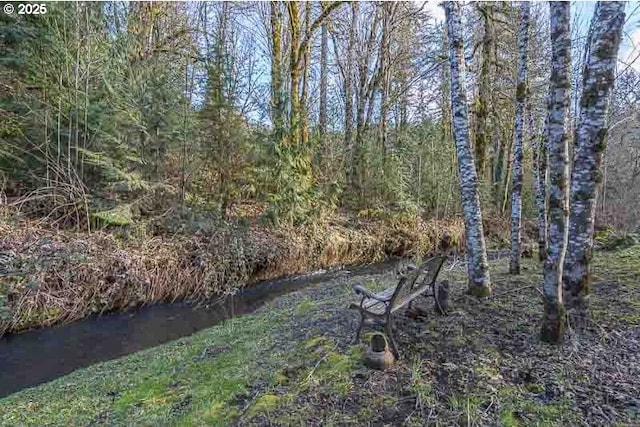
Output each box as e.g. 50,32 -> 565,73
1,246 -> 638,426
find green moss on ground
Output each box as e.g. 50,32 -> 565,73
91,205 -> 135,227
2,245 -> 639,426
591,244 -> 640,325
0,309 -> 290,426
497,386 -> 574,427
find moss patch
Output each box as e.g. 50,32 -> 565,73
92,205 -> 134,227
0,308 -> 289,426
2,246 -> 639,426
497,387 -> 574,427
245,393 -> 284,418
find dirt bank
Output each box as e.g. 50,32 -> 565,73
0,213 -> 466,335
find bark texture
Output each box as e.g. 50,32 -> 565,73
534,111 -> 549,262
474,2 -> 494,180
270,1 -> 284,144
509,2 -> 530,275
541,2 -> 571,344
319,18 -> 328,138
344,3 -> 357,187
563,2 -> 625,326
445,2 -> 491,296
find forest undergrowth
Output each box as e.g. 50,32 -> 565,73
0,206 -> 478,336
0,245 -> 637,426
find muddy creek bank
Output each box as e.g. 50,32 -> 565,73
0,259 -> 401,398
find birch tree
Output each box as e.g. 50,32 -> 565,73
563,2 -> 626,325
540,2 -> 570,343
445,2 -> 491,296
509,2 -> 530,275
533,112 -> 549,262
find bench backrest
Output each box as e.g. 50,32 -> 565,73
388,255 -> 447,312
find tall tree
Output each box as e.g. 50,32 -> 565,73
533,110 -> 549,262
318,6 -> 328,139
540,1 -> 571,343
343,3 -> 357,187
474,2 -> 495,180
353,4 -> 381,202
333,2 -> 360,189
377,2 -> 395,159
270,1 -> 285,144
286,1 -> 342,146
444,1 -> 492,296
509,2 -> 530,275
286,1 -> 303,145
268,1 -> 342,224
563,2 -> 625,325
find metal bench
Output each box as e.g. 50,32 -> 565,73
349,255 -> 448,359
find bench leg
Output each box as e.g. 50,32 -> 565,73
385,319 -> 401,360
353,312 -> 365,344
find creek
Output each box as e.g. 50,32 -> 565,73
0,260 -> 400,398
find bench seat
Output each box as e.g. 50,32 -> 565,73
349,255 -> 447,358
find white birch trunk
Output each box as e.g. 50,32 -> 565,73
563,2 -> 625,326
444,2 -> 491,296
509,2 -> 530,275
541,2 -> 571,343
533,112 -> 548,262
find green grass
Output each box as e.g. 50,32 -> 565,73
0,308 -> 290,426
2,245 -> 639,426
497,386 -> 575,427
594,244 -> 640,284
295,298 -> 317,315
591,244 -> 640,325
245,393 -> 286,418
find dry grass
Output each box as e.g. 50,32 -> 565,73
0,213 -> 466,335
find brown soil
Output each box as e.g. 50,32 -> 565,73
238,252 -> 640,426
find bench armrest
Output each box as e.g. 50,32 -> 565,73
353,284 -> 391,302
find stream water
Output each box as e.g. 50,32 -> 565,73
0,260 -> 399,398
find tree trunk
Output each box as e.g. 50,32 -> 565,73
509,2 -> 530,275
441,33 -> 452,149
501,127 -> 513,214
287,2 -> 301,145
445,2 -> 492,296
492,125 -> 503,206
489,8 -> 501,206
533,112 -> 548,262
541,2 -> 570,344
378,3 -> 394,160
299,2 -> 311,145
563,2 -> 625,326
353,6 -> 380,203
474,3 -> 494,180
319,16 -> 328,138
345,3 -> 357,188
270,1 -> 284,144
